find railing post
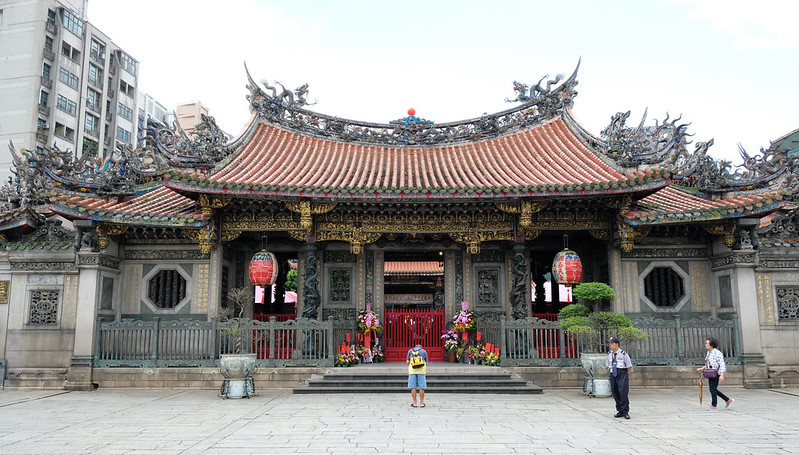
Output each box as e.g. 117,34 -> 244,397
151,317 -> 161,367
731,313 -> 742,360
268,316 -> 277,360
93,316 -> 103,367
557,316 -> 566,360
327,316 -> 335,362
211,318 -> 218,361
500,318 -> 507,360
674,315 -> 683,360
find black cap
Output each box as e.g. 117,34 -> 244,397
607,336 -> 620,344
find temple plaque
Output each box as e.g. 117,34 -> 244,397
0,280 -> 8,304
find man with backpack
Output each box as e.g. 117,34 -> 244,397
407,344 -> 429,408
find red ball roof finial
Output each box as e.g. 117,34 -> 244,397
407,108 -> 416,116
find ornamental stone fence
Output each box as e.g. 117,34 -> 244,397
94,317 -> 333,368
94,314 -> 740,369
476,314 -> 741,367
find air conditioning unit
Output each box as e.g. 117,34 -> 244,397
43,123 -> 50,129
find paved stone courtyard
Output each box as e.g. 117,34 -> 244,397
0,386 -> 797,454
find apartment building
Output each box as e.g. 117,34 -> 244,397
0,0 -> 139,180
136,92 -> 172,143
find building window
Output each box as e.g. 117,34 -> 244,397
119,80 -> 135,97
61,42 -> 80,62
82,137 -> 98,156
119,52 -> 136,76
39,90 -> 49,106
56,95 -> 77,115
54,122 -> 75,141
29,290 -> 59,325
86,88 -> 100,111
44,36 -> 53,53
60,8 -> 83,37
147,269 -> 187,309
59,68 -> 78,89
643,267 -> 685,307
117,102 -> 133,120
37,118 -> 48,131
777,287 -> 799,320
85,113 -> 99,135
88,64 -> 102,88
90,39 -> 105,61
42,62 -> 51,80
116,126 -> 131,143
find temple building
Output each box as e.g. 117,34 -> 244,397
0,63 -> 797,390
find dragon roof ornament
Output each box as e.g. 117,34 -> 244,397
244,61 -> 580,147
599,108 -> 799,194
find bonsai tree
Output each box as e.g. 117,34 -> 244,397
223,286 -> 254,354
559,282 -> 647,353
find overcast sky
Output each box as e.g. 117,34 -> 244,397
87,0 -> 798,164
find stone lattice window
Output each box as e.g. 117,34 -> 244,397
29,290 -> 59,325
643,267 -> 684,307
777,287 -> 799,320
147,269 -> 186,309
329,269 -> 351,303
477,268 -> 499,307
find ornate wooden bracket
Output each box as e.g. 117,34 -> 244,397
183,225 -> 216,254
523,229 -> 542,241
588,229 -> 610,241
702,221 -> 737,247
220,229 -> 241,243
96,223 -> 128,249
603,194 -> 633,215
198,194 -> 230,217
449,226 -> 514,254
495,201 -> 548,229
316,224 -> 381,255
284,201 -> 336,237
618,222 -> 650,253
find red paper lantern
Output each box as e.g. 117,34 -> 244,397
407,108 -> 416,116
552,248 -> 582,287
249,250 -> 279,286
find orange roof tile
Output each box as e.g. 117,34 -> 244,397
384,261 -> 444,276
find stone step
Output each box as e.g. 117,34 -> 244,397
293,368 -> 543,394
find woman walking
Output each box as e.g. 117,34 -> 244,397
697,337 -> 734,410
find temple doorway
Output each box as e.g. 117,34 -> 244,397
382,252 -> 446,361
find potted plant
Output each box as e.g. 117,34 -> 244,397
219,286 -> 257,399
559,282 -> 647,397
441,330 -> 459,362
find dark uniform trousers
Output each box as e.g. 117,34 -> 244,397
609,368 -> 629,413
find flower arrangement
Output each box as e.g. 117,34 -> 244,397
335,351 -> 360,367
441,330 -> 460,351
452,309 -> 476,332
371,346 -> 384,362
484,351 -> 500,366
358,306 -> 382,334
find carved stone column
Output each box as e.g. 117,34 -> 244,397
302,242 -> 320,319
66,251 -> 106,391
511,243 -> 529,319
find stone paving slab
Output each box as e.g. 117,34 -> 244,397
1,387 -> 798,454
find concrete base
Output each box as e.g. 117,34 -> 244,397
741,354 -> 772,389
64,356 -> 96,391
92,366 -> 323,389
5,368 -> 67,389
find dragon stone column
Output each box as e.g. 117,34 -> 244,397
302,242 -> 320,319
511,242 -> 530,319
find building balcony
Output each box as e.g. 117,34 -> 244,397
109,65 -> 116,75
103,136 -> 111,145
89,78 -> 103,90
43,48 -> 55,61
108,89 -> 115,99
46,20 -> 57,35
85,127 -> 99,138
105,111 -> 112,122
40,76 -> 52,89
87,101 -> 101,114
38,104 -> 50,116
90,50 -> 106,65
36,132 -> 47,143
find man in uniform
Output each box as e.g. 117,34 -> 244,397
606,336 -> 633,419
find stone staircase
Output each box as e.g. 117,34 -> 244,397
293,362 -> 543,394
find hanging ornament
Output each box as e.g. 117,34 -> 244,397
552,234 -> 582,287
249,237 -> 279,286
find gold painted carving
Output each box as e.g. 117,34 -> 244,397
523,229 -> 542,241
316,225 -> 382,255
288,230 -> 308,242
603,194 -> 633,214
285,201 -> 337,231
449,226 -> 514,255
198,195 -> 230,216
96,223 -> 128,249
618,223 -> 651,253
703,221 -> 737,247
183,225 -> 216,254
588,229 -> 610,241
494,201 -> 547,228
220,229 -> 241,242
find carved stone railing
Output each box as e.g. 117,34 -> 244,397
475,314 -> 740,367
94,316 -> 334,367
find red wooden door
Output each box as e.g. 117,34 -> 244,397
384,308 -> 445,361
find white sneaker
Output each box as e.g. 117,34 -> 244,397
726,398 -> 734,408
708,406 -> 718,411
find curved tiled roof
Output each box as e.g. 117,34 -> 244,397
164,116 -> 671,200
625,186 -> 788,225
384,261 -> 444,276
47,186 -> 205,227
